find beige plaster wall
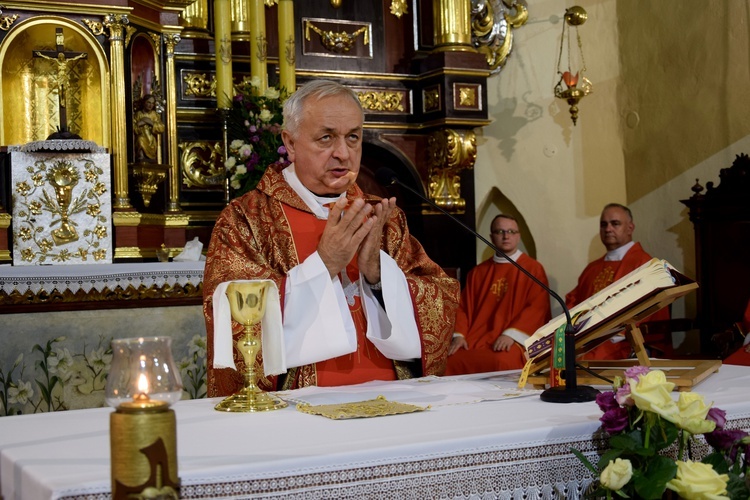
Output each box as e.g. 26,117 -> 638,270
475,0 -> 750,320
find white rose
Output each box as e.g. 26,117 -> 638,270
259,109 -> 273,123
235,164 -> 247,175
230,139 -> 244,149
224,156 -> 236,168
600,458 -> 632,491
264,87 -> 280,99
239,145 -> 253,158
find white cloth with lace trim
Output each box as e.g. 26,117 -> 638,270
1,365 -> 749,500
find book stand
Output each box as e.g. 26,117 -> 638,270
525,282 -> 722,391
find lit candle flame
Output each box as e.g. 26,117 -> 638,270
135,373 -> 150,401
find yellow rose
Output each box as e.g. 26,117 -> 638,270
676,392 -> 716,435
264,87 -> 280,99
629,370 -> 679,421
259,108 -> 273,123
600,458 -> 632,491
666,461 -> 729,500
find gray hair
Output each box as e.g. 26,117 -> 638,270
282,80 -> 364,136
602,203 -> 633,221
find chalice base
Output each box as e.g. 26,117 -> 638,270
214,387 -> 288,413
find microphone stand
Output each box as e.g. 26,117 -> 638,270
379,171 -> 598,403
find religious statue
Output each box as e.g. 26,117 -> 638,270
133,94 -> 165,162
31,28 -> 89,137
33,51 -> 87,104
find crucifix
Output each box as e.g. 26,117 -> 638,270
32,28 -> 88,132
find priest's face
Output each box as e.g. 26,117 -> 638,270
599,206 -> 634,251
281,94 -> 363,196
490,216 -> 520,255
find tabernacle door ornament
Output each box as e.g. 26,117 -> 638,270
10,149 -> 112,265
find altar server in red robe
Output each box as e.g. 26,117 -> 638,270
445,215 -> 551,374
566,203 -> 670,359
203,80 -> 459,396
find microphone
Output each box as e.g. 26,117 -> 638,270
375,167 -> 598,403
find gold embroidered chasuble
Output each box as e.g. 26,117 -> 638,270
203,165 -> 460,396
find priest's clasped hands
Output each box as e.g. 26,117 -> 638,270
317,196 -> 397,285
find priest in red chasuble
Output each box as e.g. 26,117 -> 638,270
203,80 -> 459,396
565,203 -> 670,359
445,215 -> 551,374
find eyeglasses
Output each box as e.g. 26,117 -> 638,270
491,229 -> 519,236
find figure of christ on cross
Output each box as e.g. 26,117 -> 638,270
32,28 -> 88,132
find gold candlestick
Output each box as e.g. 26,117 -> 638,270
214,281 -> 287,412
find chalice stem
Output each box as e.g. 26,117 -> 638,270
238,328 -> 262,396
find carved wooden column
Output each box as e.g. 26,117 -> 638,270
432,0 -> 473,51
182,0 -> 209,32
104,14 -> 131,210
427,128 -> 476,211
231,0 -> 251,39
163,32 -> 182,213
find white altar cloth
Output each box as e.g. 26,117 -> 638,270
1,365 -> 749,500
0,261 -> 204,297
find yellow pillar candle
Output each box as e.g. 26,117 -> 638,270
214,0 -> 234,108
248,0 -> 267,94
277,0 -> 295,94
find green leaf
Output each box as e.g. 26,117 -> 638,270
610,431 -> 641,451
598,449 -> 623,470
702,451 -> 730,474
631,456 -> 676,499
571,448 -> 599,475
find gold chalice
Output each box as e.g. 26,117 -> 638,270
214,281 -> 287,412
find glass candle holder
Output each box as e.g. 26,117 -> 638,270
105,336 -> 183,407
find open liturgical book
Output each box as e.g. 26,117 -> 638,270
524,258 -> 693,362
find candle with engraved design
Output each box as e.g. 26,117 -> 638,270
213,0 -> 234,109
248,0 -> 268,94
106,337 -> 182,499
277,0 -> 296,94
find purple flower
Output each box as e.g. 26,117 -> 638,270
277,145 -> 287,155
251,135 -> 260,143
249,125 -> 257,133
600,407 -> 630,434
706,407 -> 727,430
234,94 -> 243,102
624,365 -> 650,381
705,428 -> 750,461
596,391 -> 619,413
615,385 -> 634,407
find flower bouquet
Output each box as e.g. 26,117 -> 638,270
225,79 -> 291,197
573,366 -> 749,499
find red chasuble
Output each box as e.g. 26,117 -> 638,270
202,165 -> 459,396
565,242 -> 670,360
445,254 -> 551,375
282,204 -> 396,386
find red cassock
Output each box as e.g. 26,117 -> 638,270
202,165 -> 460,396
565,243 -> 671,360
724,299 -> 750,366
445,255 -> 551,374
